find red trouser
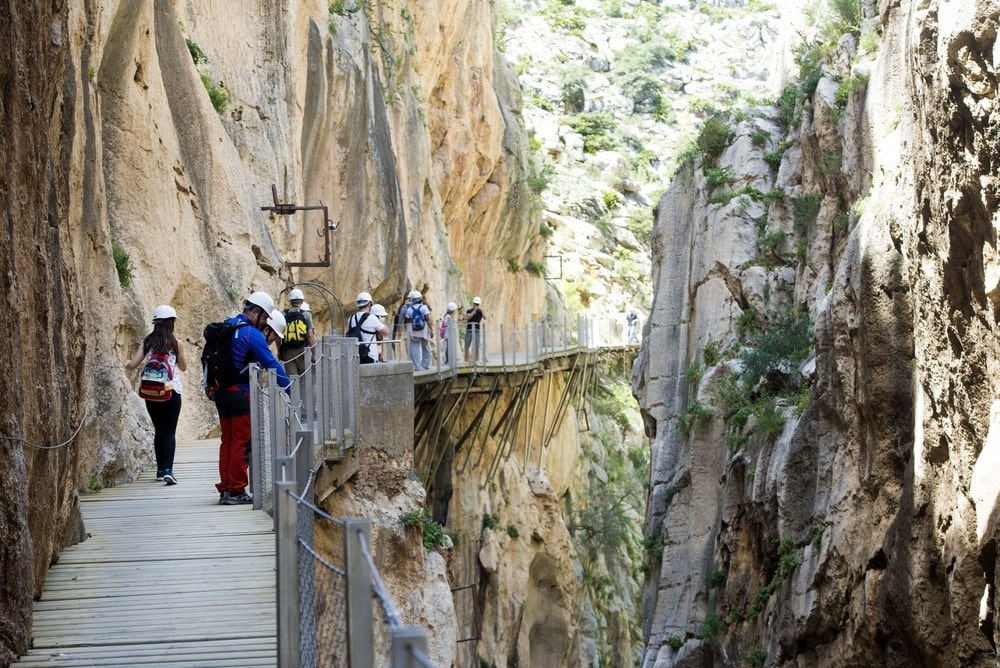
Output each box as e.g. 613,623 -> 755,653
214,387 -> 251,493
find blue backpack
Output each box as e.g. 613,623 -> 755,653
409,305 -> 426,332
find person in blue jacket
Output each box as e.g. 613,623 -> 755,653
214,291 -> 291,505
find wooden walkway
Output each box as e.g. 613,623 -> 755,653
15,440 -> 277,667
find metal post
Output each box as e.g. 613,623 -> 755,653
343,338 -> 359,451
295,431 -> 312,495
500,324 -> 506,371
249,365 -> 263,510
275,480 -> 300,668
345,519 -> 374,668
391,627 -> 430,667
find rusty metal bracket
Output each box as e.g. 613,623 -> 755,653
261,184 -> 339,270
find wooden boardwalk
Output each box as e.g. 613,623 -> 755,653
15,440 -> 277,667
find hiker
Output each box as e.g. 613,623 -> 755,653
372,304 -> 390,361
405,290 -> 432,370
279,288 -> 316,377
212,291 -> 290,506
464,296 -> 484,364
125,304 -> 188,486
440,301 -> 458,365
627,311 -> 639,344
347,292 -> 387,364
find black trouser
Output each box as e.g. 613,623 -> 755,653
145,392 -> 182,472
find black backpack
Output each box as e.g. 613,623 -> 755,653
346,312 -> 374,364
281,309 -> 308,349
202,320 -> 250,398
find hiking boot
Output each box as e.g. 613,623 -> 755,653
163,472 -> 177,485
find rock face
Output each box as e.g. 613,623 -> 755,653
635,0 -> 1000,665
1,0 -> 548,662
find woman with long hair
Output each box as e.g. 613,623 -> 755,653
125,304 -> 188,485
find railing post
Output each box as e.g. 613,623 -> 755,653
342,338 -> 359,452
391,627 -> 429,667
275,478 -> 300,668
344,519 -> 374,668
249,364 -> 264,510
302,357 -> 314,434
500,324 -> 506,371
295,431 -> 312,495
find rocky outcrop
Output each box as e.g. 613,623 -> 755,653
636,0 -> 1000,665
2,0 -> 548,662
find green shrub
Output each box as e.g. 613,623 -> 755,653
507,259 -> 521,273
667,635 -> 683,650
528,159 -> 555,194
777,536 -> 803,577
697,114 -> 732,162
524,260 -> 546,276
755,401 -> 786,440
643,531 -> 664,559
746,648 -> 767,667
764,149 -> 784,170
559,64 -> 589,113
741,309 -> 812,389
700,611 -> 724,643
482,513 -> 500,531
507,525 -> 520,539
186,38 -> 207,65
113,245 -> 133,290
702,339 -> 721,367
834,72 -> 869,108
200,73 -> 229,113
678,401 -> 712,439
564,112 -> 619,153
625,207 -> 653,245
401,510 -> 423,529
539,222 -> 555,239
705,165 -> 734,189
793,193 -> 823,234
422,520 -> 446,549
707,568 -> 727,588
603,190 -> 622,210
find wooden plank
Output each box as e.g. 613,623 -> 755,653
14,440 -> 278,666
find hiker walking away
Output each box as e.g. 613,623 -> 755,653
464,296 -> 484,364
347,292 -> 387,364
405,290 -> 432,370
627,311 -> 639,344
212,291 -> 290,505
279,288 -> 316,377
372,304 -> 390,361
125,304 -> 188,485
441,301 -> 458,365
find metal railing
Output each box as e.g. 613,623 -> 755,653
369,313 -> 636,377
249,336 -> 431,667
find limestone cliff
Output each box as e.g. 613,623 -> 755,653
636,0 -> 1000,665
1,0 -> 548,662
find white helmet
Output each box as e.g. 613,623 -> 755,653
356,291 -> 373,306
372,304 -> 388,318
300,302 -> 311,313
409,290 -> 422,302
289,288 -> 305,302
472,296 -> 482,305
246,291 -> 276,313
446,301 -> 457,312
152,304 -> 177,321
266,309 -> 286,339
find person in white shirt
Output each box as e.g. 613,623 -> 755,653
347,292 -> 387,364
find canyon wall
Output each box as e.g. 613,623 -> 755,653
635,0 -> 1000,665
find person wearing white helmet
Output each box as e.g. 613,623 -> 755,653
265,309 -> 286,347
212,291 -> 290,505
464,296 -> 485,364
403,289 -> 432,370
371,304 -> 390,362
439,301 -> 458,365
125,304 -> 188,485
346,291 -> 387,364
279,287 -> 316,377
